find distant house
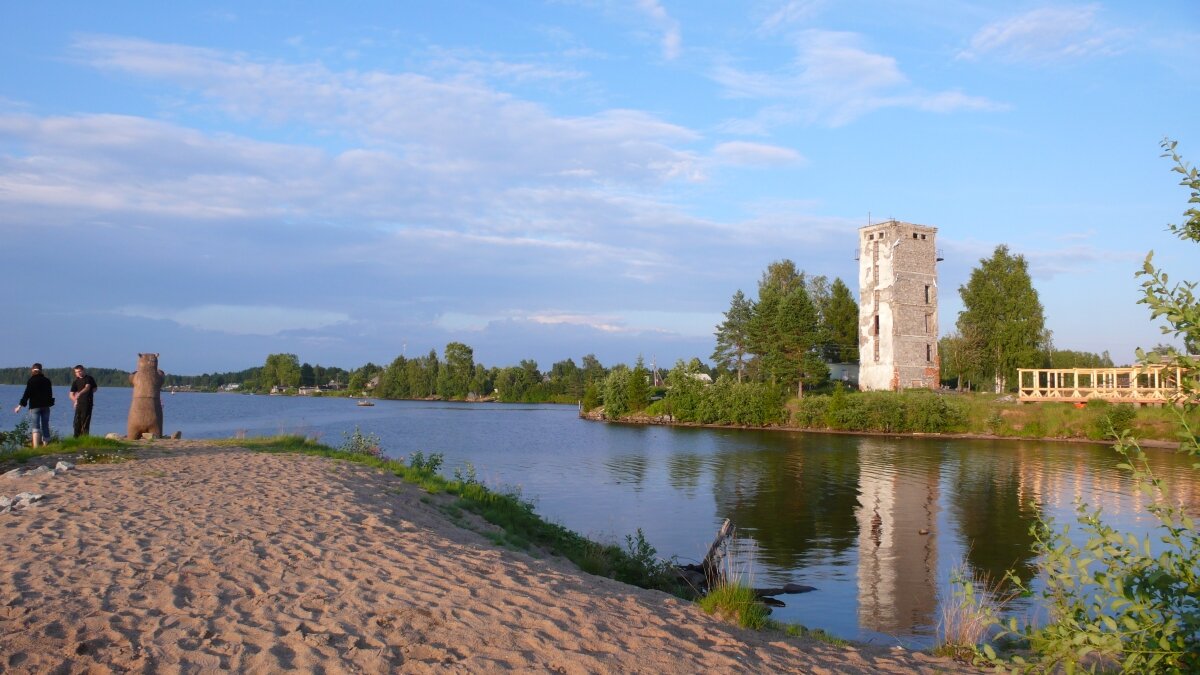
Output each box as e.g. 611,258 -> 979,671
690,373 -> 713,384
297,386 -> 321,396
219,383 -> 241,392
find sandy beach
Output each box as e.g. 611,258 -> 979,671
0,442 -> 978,673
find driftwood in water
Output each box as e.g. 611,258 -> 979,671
701,518 -> 734,586
668,519 -> 817,607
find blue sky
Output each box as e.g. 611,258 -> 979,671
1,1 -> 1197,374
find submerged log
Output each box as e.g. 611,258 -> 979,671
700,518 -> 734,586
668,519 -> 818,606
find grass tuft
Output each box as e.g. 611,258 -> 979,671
698,583 -> 769,630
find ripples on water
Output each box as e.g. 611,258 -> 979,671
3,385 -> 1194,647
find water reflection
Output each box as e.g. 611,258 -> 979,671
854,438 -> 941,636
666,452 -> 706,497
710,434 -> 861,570
946,443 -> 1042,583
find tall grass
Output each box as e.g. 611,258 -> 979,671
935,560 -> 1018,662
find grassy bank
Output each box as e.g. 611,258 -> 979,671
791,390 -> 1197,444
616,386 -> 1199,446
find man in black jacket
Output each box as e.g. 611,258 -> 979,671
13,363 -> 54,446
69,364 -> 98,437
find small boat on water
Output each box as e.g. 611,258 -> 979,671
356,400 -> 375,407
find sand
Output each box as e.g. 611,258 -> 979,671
0,442 -> 979,673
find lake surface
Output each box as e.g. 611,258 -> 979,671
4,384 -> 1196,647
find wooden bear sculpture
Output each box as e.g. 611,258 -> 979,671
127,353 -> 165,440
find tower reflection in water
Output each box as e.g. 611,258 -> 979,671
854,438 -> 940,636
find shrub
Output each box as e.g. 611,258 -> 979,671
339,426 -> 383,458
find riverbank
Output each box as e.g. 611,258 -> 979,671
582,408 -> 1184,450
0,440 -> 977,673
584,389 -> 1195,450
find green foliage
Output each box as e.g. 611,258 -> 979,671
0,418 -> 32,452
602,366 -> 631,419
822,278 -> 860,364
698,583 -> 769,630
260,353 -> 302,392
613,529 -> 672,590
626,357 -> 651,413
339,426 -> 383,458
407,450 -> 444,475
969,140 -> 1200,673
712,290 -> 754,382
662,373 -> 786,426
790,389 -> 970,433
581,382 -> 601,412
957,245 -> 1048,392
437,342 -> 475,399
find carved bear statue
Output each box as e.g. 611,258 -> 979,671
127,353 -> 165,440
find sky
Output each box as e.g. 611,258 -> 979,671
1,1 -> 1198,375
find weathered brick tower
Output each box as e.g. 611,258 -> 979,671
858,220 -> 940,391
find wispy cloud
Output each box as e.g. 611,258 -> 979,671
959,5 -> 1127,64
713,141 -> 804,167
712,30 -> 1001,128
758,0 -> 824,34
633,0 -> 682,60
117,304 -> 349,336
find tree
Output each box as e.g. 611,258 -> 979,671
261,353 -> 301,391
626,356 -> 651,412
957,245 -> 1047,392
938,328 -> 985,390
974,139 -> 1200,672
774,285 -> 827,395
713,290 -> 753,382
822,278 -> 860,363
300,362 -> 315,387
747,260 -> 804,384
438,342 -> 474,399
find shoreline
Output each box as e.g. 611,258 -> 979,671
0,439 -> 980,673
580,410 -> 1182,450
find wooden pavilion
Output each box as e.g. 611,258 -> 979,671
1017,365 -> 1188,406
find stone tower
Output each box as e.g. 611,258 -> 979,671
858,220 -> 940,391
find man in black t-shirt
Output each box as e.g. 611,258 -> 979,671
69,364 -> 98,437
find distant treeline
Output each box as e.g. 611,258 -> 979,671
0,366 -> 263,389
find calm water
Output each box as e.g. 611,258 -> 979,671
4,384 -> 1197,647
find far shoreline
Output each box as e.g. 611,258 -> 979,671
579,409 -> 1183,450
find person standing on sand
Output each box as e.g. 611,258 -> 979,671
13,363 -> 54,446
69,364 -> 98,437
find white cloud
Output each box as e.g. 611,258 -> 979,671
117,305 -> 349,335
633,0 -> 682,60
759,0 -> 825,34
71,35 -> 702,184
713,141 -> 804,167
959,5 -> 1127,63
712,30 -> 1001,127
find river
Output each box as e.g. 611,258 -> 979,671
3,384 -> 1196,647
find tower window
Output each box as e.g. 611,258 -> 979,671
912,232 -> 918,239
924,285 -> 931,304
926,344 -> 932,362
874,315 -> 879,335
925,314 -> 931,333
